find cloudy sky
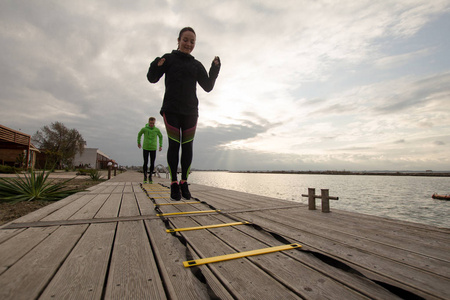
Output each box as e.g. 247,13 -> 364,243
1,0 -> 450,171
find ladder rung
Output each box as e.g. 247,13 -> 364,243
183,244 -> 302,267
157,210 -> 220,217
155,201 -> 201,206
167,221 -> 249,233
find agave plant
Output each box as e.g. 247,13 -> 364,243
0,169 -> 79,204
88,169 -> 102,181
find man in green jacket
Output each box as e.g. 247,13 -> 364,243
137,117 -> 163,183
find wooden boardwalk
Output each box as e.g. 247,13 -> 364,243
0,171 -> 449,299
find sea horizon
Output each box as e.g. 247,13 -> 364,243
190,169 -> 450,177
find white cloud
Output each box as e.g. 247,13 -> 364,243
374,48 -> 434,69
1,0 -> 449,170
221,71 -> 450,168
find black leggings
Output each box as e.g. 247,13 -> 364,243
143,150 -> 156,179
163,113 -> 198,181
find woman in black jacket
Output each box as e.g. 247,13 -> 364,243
147,27 -> 221,201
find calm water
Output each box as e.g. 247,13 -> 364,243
189,171 -> 450,228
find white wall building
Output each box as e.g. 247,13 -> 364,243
73,148 -> 111,169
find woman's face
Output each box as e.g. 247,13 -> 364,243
178,31 -> 196,54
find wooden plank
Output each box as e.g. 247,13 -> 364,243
86,182 -> 106,191
234,210 -> 449,300
100,185 -> 119,194
145,218 -> 234,300
40,194 -> 97,222
132,183 -> 143,193
200,188 -> 450,253
223,204 -> 307,215
193,187 -> 450,268
102,187 -> 167,298
197,213 -> 401,299
192,191 -> 292,213
119,193 -> 139,217
167,221 -> 250,233
194,184 -> 449,244
153,195 -> 208,215
95,193 -> 122,219
191,191 -> 251,210
112,184 -> 125,193
105,220 -> 166,299
86,184 -> 110,193
135,192 -> 156,215
39,223 -> 116,299
69,194 -> 109,220
278,207 -> 450,256
104,181 -> 119,185
264,207 -> 450,276
0,226 -> 58,276
167,215 -> 302,299
0,228 -> 25,244
0,225 -> 88,300
185,185 -> 450,299
190,184 -> 289,208
1,174 -> 447,300
123,184 -> 134,193
332,208 -> 450,234
0,205 -> 300,230
1,215 -> 162,229
148,198 -> 245,297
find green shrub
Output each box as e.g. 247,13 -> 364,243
76,168 -> 92,175
0,165 -> 15,174
88,169 -> 102,181
76,169 -> 103,181
0,169 -> 79,203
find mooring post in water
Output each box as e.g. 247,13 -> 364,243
308,188 -> 316,210
302,188 -> 339,212
321,189 -> 330,213
320,189 -> 339,213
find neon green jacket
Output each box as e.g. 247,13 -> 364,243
137,124 -> 163,151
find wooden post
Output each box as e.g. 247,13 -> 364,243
26,138 -> 31,170
302,188 -> 338,212
308,188 -> 316,210
114,165 -> 117,176
321,189 -> 330,213
108,166 -> 112,179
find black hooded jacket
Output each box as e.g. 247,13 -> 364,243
147,50 -> 220,116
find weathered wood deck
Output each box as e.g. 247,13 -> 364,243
0,171 -> 449,299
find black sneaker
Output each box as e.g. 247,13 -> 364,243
170,182 -> 181,201
179,181 -> 191,200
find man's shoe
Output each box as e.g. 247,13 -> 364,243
179,181 -> 191,200
170,182 -> 181,201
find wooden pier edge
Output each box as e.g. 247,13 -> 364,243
0,171 -> 448,300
